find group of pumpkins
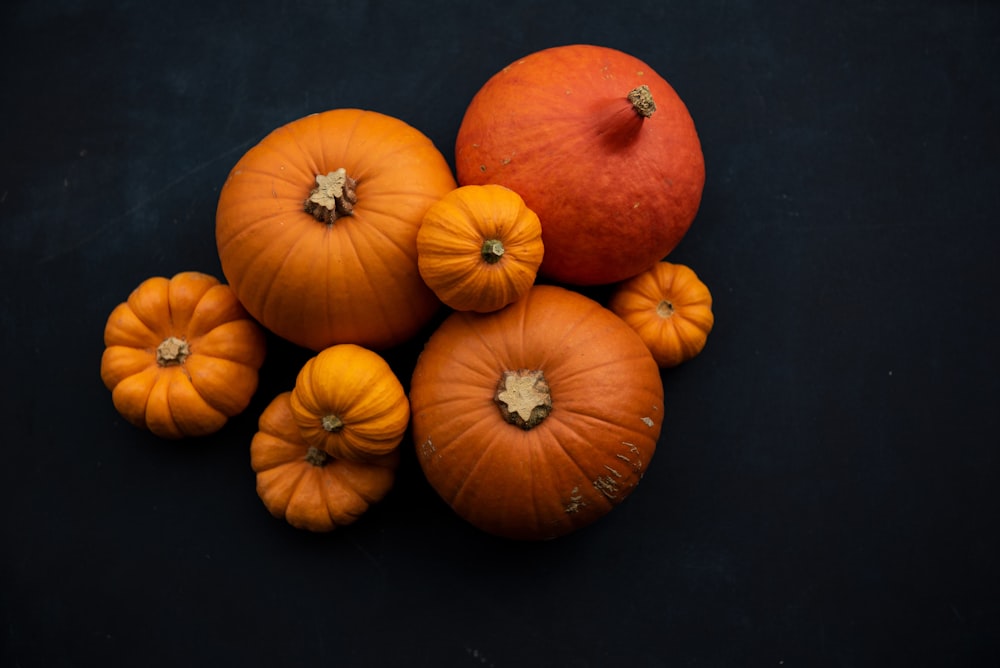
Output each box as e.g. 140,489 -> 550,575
100,44 -> 715,541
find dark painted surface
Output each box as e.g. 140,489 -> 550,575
2,1 -> 998,666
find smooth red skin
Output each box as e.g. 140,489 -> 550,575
455,44 -> 705,286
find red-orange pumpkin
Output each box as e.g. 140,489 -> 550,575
216,109 -> 457,351
409,284 -> 664,540
455,44 -> 705,286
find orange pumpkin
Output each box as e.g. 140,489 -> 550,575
409,284 -> 663,540
455,44 -> 705,286
609,261 -> 714,368
251,391 -> 398,532
100,271 -> 266,439
215,109 -> 457,351
417,184 -> 544,312
289,344 -> 410,464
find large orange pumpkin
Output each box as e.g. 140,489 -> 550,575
251,391 -> 398,532
100,271 -> 266,439
409,284 -> 664,540
216,109 -> 457,351
455,44 -> 705,286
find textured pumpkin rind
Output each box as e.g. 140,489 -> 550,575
417,184 -> 544,312
409,284 -> 664,540
251,392 -> 398,532
455,44 -> 705,286
289,344 -> 411,464
100,271 -> 266,439
609,262 -> 715,368
215,109 -> 457,351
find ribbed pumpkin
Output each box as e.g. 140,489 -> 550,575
608,261 -> 714,368
216,109 -> 457,351
251,391 -> 398,532
417,184 -> 544,312
289,344 -> 410,464
455,44 -> 705,286
409,284 -> 663,540
100,271 -> 266,439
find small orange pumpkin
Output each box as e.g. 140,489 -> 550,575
417,184 -> 544,312
251,391 -> 398,532
216,109 -> 457,351
289,344 -> 410,464
455,44 -> 705,286
409,284 -> 663,540
608,261 -> 714,368
100,271 -> 266,439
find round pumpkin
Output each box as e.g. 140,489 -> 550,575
216,109 -> 457,351
409,284 -> 664,540
289,344 -> 410,464
417,184 -> 544,312
455,44 -> 705,286
608,261 -> 714,368
251,391 -> 399,532
100,271 -> 266,439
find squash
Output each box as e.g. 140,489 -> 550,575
409,284 -> 663,540
417,184 -> 544,312
215,109 -> 457,351
455,44 -> 705,286
100,271 -> 266,439
608,261 -> 714,368
251,391 -> 398,532
289,344 -> 410,464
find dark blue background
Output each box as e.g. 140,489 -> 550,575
2,1 -> 998,666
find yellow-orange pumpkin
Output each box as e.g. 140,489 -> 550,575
251,391 -> 398,532
455,44 -> 705,286
100,271 -> 266,438
216,109 -> 457,351
289,344 -> 410,464
417,184 -> 544,312
409,284 -> 664,540
608,261 -> 714,368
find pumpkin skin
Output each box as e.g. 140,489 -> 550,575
289,344 -> 410,464
455,44 -> 705,286
417,184 -> 544,312
609,261 -> 715,368
409,284 -> 663,540
100,271 -> 266,439
216,109 -> 457,351
251,391 -> 399,532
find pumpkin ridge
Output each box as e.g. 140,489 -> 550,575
337,222 -> 407,340
256,221 -> 329,333
448,431 -> 508,506
215,207 -> 295,255
414,403 -> 495,460
128,277 -> 173,340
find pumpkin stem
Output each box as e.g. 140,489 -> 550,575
156,336 -> 190,366
627,85 -> 657,118
304,168 -> 358,224
481,238 -> 506,264
656,299 -> 675,318
305,446 -> 330,467
322,414 -> 345,433
495,369 -> 552,430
